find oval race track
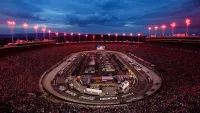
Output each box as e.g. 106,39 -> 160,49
40,50 -> 162,105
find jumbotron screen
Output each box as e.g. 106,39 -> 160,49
96,45 -> 105,50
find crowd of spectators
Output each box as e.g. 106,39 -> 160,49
0,42 -> 200,112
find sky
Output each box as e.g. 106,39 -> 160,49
0,0 -> 200,35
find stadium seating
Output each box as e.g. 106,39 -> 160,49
0,42 -> 200,112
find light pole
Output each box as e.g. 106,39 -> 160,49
101,34 -> 103,41
138,33 -> 140,42
108,33 -> 111,41
34,25 -> 39,39
22,23 -> 28,41
78,33 -> 81,42
42,26 -> 46,40
161,25 -> 166,36
122,33 -> 125,42
55,32 -> 59,43
64,32 -> 66,42
148,27 -> 151,36
130,33 -> 133,42
85,34 -> 88,42
186,19 -> 190,36
93,35 -> 95,42
48,30 -> 51,40
71,33 -> 73,42
154,26 -> 158,36
7,21 -> 16,43
115,33 -> 118,41
171,22 -> 176,36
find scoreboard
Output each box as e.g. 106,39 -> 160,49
96,45 -> 105,50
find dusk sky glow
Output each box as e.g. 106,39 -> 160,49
0,0 -> 200,35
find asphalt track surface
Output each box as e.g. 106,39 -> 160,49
40,50 -> 162,105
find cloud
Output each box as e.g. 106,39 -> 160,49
64,12 -> 124,27
0,0 -> 200,34
0,9 -> 47,21
0,0 -> 43,12
0,0 -> 45,21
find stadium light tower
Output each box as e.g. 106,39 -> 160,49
7,21 -> 16,43
123,33 -> 126,42
154,26 -> 158,36
42,26 -> 46,40
93,35 -> 95,42
22,23 -> 28,41
108,33 -> 111,41
34,25 -> 39,39
78,33 -> 81,42
48,30 -> 51,40
115,33 -> 118,41
186,19 -> 190,36
64,32 -> 67,42
130,33 -> 133,42
71,33 -> 74,42
101,34 -> 103,41
171,22 -> 176,36
148,27 -> 151,36
138,33 -> 140,42
161,25 -> 166,36
85,34 -> 88,42
55,32 -> 59,43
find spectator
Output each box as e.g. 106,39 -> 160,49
0,42 -> 200,112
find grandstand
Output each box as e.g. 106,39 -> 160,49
0,37 -> 200,112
